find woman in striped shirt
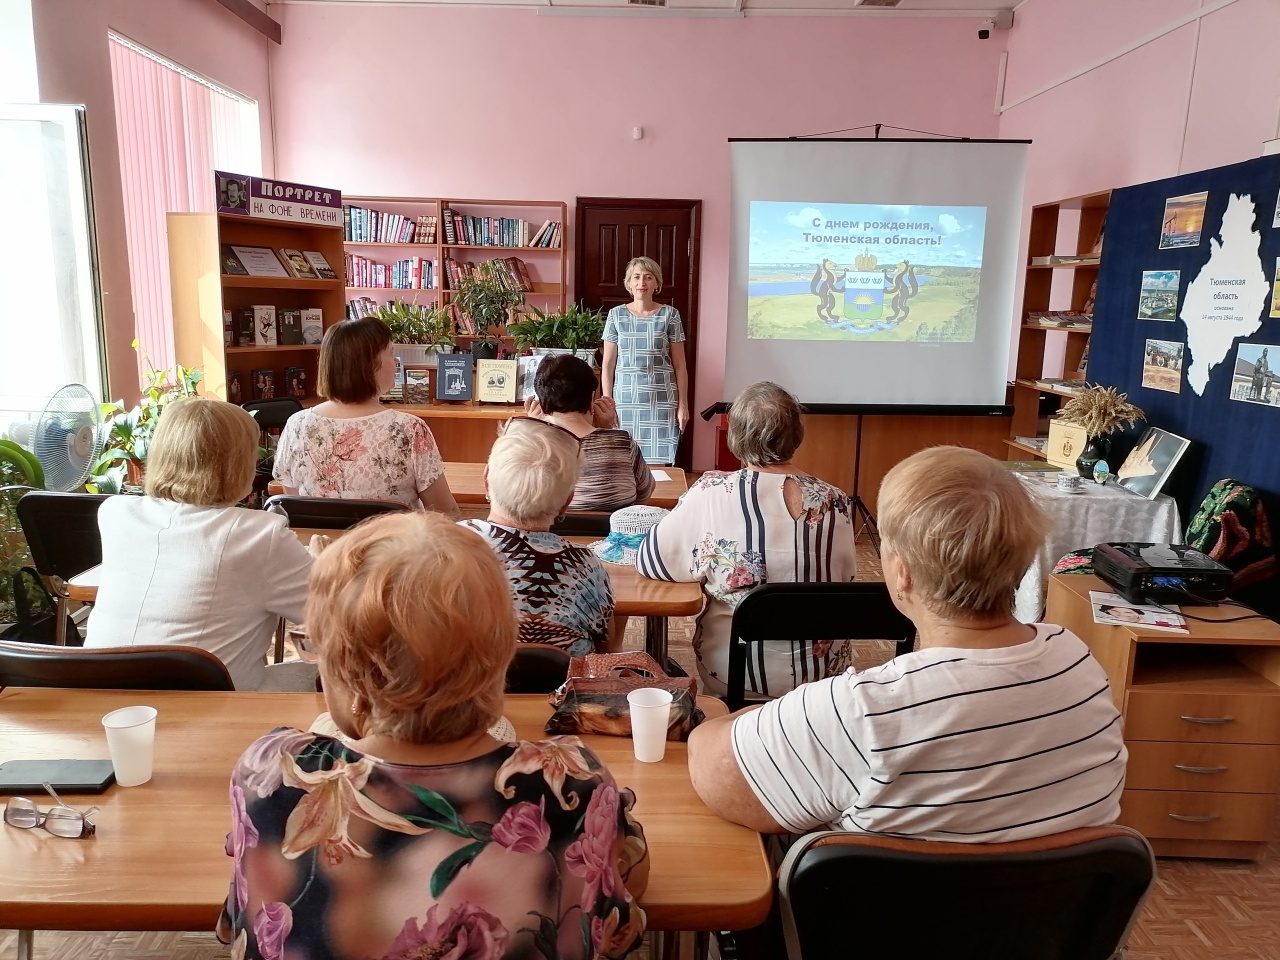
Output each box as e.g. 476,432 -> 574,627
636,382 -> 856,698
526,353 -> 654,512
688,446 -> 1127,844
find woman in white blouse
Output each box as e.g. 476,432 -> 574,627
87,398 -> 322,691
636,382 -> 856,698
273,317 -> 459,516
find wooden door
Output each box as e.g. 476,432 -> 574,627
575,198 -> 701,468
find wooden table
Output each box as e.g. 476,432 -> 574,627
0,689 -> 769,937
1048,574 -> 1280,860
444,461 -> 689,508
66,547 -> 703,663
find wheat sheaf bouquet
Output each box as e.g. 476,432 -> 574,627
1056,385 -> 1146,437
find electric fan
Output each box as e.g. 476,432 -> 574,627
7,384 -> 105,492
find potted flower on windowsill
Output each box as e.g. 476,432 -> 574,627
89,358 -> 203,494
373,301 -> 455,366
1055,385 -> 1145,478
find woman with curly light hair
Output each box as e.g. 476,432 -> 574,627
219,512 -> 648,960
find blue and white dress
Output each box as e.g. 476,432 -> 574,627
604,304 -> 686,464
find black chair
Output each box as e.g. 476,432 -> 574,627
263,495 -> 411,530
243,399 -> 303,502
506,643 -> 572,694
550,511 -> 613,537
777,825 -> 1156,960
15,491 -> 110,646
725,581 -> 916,710
0,639 -> 235,691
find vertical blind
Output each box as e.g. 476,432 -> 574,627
108,33 -> 261,375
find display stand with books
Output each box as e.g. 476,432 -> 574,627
342,196 -> 568,322
169,177 -> 345,404
1007,190 -> 1109,460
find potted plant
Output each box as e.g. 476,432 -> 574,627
90,357 -> 203,494
560,302 -> 607,365
373,300 -> 454,366
1056,385 -> 1145,478
453,263 -> 524,360
507,307 -> 566,354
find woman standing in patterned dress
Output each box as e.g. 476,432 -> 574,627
602,256 -> 689,465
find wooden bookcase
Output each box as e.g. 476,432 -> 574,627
342,195 -> 568,324
168,213 -> 346,403
1006,190 -> 1110,460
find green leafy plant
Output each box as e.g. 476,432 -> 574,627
89,353 -> 203,494
373,300 -> 455,348
559,302 -> 607,353
0,482 -> 39,624
506,307 -> 566,351
453,262 -> 524,340
507,302 -> 605,354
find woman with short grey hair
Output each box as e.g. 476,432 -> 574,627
637,381 -> 857,697
460,417 -> 617,655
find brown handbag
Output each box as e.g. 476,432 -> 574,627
545,652 -> 704,741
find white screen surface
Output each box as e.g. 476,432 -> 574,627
727,139 -> 1027,407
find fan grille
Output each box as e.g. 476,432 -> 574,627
33,384 -> 104,492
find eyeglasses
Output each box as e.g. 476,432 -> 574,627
499,416 -> 584,448
3,783 -> 99,839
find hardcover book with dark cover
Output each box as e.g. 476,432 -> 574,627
437,354 -> 474,402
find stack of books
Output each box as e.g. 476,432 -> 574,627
1026,311 -> 1093,329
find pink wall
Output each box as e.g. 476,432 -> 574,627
268,5 -> 1005,466
32,0 -> 275,403
999,0 -> 1280,375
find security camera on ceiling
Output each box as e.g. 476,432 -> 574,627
978,9 -> 1014,39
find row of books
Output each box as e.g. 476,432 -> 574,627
228,367 -> 308,404
441,212 -> 561,248
343,206 -> 438,245
346,297 -> 381,321
222,245 -> 336,281
222,306 -> 324,348
443,256 -> 533,293
345,254 -> 436,290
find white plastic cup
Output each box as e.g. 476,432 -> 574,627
627,688 -> 673,763
101,705 -> 158,786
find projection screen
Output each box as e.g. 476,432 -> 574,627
726,138 -> 1029,409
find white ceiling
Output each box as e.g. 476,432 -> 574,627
274,0 -> 1015,16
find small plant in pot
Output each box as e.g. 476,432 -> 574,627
373,300 -> 454,366
560,302 -> 607,365
453,263 -> 524,359
507,302 -> 605,364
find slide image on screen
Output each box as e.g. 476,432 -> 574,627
748,201 -> 987,343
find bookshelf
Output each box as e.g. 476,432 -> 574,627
168,212 -> 346,404
341,196 -> 568,324
1006,190 -> 1109,459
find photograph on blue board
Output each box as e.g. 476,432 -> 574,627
1141,338 -> 1183,394
1230,342 -> 1279,407
1137,270 -> 1179,320
1158,191 -> 1208,249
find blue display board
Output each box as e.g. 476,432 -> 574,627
1088,155 -> 1280,609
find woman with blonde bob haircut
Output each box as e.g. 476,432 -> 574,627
691,445 -> 1127,849
221,512 -> 648,960
88,398 -> 321,690
462,418 -> 617,654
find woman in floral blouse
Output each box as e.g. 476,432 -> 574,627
637,382 -> 857,698
219,513 -> 647,960
274,317 -> 459,516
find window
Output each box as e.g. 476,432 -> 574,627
108,33 -> 261,374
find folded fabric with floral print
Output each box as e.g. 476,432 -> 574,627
545,652 -> 703,740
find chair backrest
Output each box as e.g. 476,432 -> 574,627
726,581 -> 916,709
241,398 -> 303,431
550,511 -> 613,537
262,495 -> 411,530
778,826 -> 1156,960
15,491 -> 111,584
506,643 -> 571,694
0,640 -> 235,691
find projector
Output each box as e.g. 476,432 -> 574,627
1093,543 -> 1233,605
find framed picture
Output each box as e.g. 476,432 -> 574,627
1116,427 -> 1191,500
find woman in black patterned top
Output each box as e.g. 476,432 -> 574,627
526,354 -> 655,512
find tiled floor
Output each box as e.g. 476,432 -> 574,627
5,538 -> 1280,959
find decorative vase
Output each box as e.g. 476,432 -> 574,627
1075,435 -> 1110,478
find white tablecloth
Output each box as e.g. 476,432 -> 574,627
1014,478 -> 1183,623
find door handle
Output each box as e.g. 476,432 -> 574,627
1168,813 -> 1220,823
1179,715 -> 1233,724
1174,764 -> 1228,774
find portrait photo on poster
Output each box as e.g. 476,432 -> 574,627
1141,338 -> 1183,394
218,175 -> 249,212
1230,342 -> 1279,407
1116,427 -> 1191,500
